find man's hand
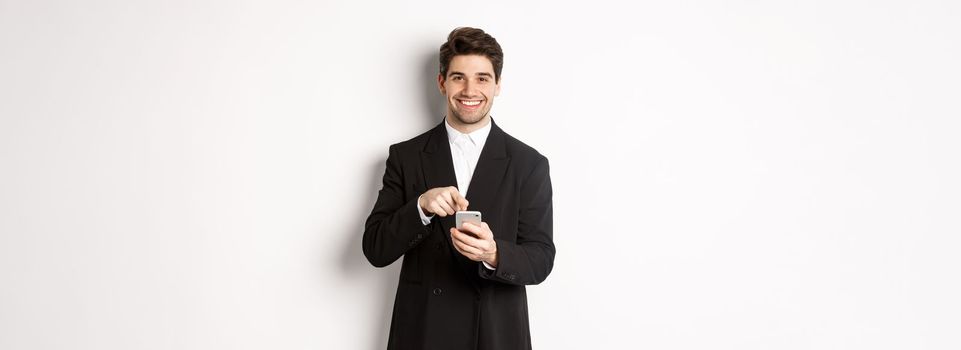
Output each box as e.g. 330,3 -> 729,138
450,222 -> 498,267
418,186 -> 469,217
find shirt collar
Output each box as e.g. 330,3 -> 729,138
444,117 -> 492,150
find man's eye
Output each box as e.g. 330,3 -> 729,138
479,78 -> 489,83
452,76 -> 463,81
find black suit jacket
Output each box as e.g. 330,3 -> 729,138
363,119 -> 555,350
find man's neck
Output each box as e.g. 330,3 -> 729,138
445,115 -> 491,134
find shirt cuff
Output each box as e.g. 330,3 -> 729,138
416,195 -> 434,225
482,261 -> 496,270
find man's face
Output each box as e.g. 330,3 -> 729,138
438,54 -> 501,126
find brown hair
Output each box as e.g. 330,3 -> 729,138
439,27 -> 504,82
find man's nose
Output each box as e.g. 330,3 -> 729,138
462,80 -> 478,95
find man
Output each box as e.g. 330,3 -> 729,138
363,27 -> 555,350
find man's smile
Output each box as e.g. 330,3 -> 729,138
457,99 -> 483,109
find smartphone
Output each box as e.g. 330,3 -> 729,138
455,211 -> 482,231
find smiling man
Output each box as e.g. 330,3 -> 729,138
363,27 -> 555,350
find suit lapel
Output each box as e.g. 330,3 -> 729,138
420,121 -> 459,235
464,120 -> 510,215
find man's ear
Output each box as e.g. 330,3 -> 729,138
495,78 -> 501,97
437,74 -> 446,95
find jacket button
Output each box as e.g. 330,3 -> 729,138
432,288 -> 443,296
435,243 -> 443,250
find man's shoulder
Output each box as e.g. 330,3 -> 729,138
500,127 -> 548,164
386,125 -> 439,155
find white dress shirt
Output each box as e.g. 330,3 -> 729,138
417,117 -> 495,270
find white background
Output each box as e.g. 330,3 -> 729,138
1,0 -> 959,349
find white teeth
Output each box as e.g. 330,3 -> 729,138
460,100 -> 480,106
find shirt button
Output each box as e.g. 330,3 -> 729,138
432,288 -> 443,296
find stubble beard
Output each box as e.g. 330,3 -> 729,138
448,101 -> 492,126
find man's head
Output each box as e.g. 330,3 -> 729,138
438,27 -> 503,129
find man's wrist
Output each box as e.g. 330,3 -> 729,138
416,194 -> 434,225
484,246 -> 498,268
417,194 -> 429,216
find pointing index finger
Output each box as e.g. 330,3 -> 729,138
451,189 -> 469,211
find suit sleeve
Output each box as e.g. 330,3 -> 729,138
480,156 -> 555,285
363,145 -> 431,268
